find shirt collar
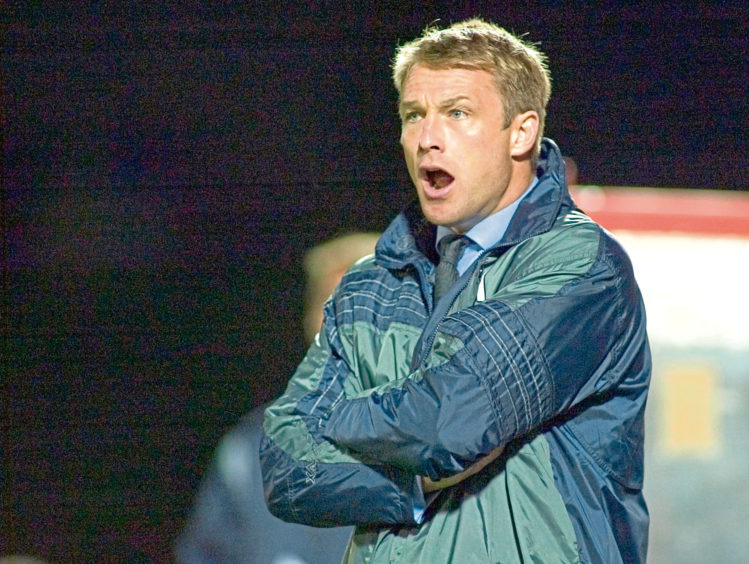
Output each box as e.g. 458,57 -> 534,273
435,177 -> 538,252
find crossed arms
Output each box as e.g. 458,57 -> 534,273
261,229 -> 643,526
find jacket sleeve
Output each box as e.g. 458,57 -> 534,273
259,290 -> 424,527
322,227 -> 650,480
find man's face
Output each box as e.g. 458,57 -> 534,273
399,65 -> 518,234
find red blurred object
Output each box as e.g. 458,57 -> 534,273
571,186 -> 749,236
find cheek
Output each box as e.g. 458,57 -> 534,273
401,137 -> 417,170
458,131 -> 490,162
477,137 -> 510,170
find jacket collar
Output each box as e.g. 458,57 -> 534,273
375,200 -> 438,272
376,138 -> 573,271
502,138 -> 574,246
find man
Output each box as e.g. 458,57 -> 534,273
260,19 -> 650,563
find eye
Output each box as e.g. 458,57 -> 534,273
450,108 -> 467,119
403,111 -> 421,123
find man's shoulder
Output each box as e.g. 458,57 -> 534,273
336,252 -> 414,294
527,208 -> 640,293
512,207 -> 603,264
332,247 -> 426,316
337,253 -> 388,289
346,252 -> 378,273
329,246 -> 428,336
487,207 -> 633,291
554,208 -> 636,268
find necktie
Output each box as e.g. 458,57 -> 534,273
434,234 -> 470,302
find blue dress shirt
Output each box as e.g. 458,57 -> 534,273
435,178 -> 538,275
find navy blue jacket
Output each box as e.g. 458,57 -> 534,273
261,139 -> 651,563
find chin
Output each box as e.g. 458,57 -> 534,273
421,207 -> 449,227
425,213 -> 461,231
419,199 -> 450,225
423,207 -> 474,233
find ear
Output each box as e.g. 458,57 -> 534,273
509,111 -> 539,158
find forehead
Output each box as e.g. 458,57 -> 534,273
400,65 -> 501,104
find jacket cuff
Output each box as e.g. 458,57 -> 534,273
260,435 -> 422,527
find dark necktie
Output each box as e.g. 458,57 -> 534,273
434,234 -> 470,302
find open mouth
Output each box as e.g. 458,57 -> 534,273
426,168 -> 455,189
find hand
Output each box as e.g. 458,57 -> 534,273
421,445 -> 505,492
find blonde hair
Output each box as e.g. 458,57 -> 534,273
392,18 -> 552,162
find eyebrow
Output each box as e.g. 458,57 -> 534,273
399,95 -> 473,114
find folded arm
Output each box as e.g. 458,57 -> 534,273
323,233 -> 646,479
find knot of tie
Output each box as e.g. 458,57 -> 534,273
434,234 -> 470,302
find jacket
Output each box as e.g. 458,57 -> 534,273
175,406 -> 353,564
260,139 -> 651,563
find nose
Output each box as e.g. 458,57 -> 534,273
418,113 -> 444,152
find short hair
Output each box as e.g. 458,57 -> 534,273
392,18 -> 552,161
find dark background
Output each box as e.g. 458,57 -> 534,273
2,2 -> 747,562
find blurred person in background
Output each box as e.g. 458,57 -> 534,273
176,233 -> 379,564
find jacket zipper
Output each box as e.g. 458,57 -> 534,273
417,251 -> 489,368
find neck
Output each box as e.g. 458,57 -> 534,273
501,161 -> 535,208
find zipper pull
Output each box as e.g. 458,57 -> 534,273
476,266 -> 486,302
